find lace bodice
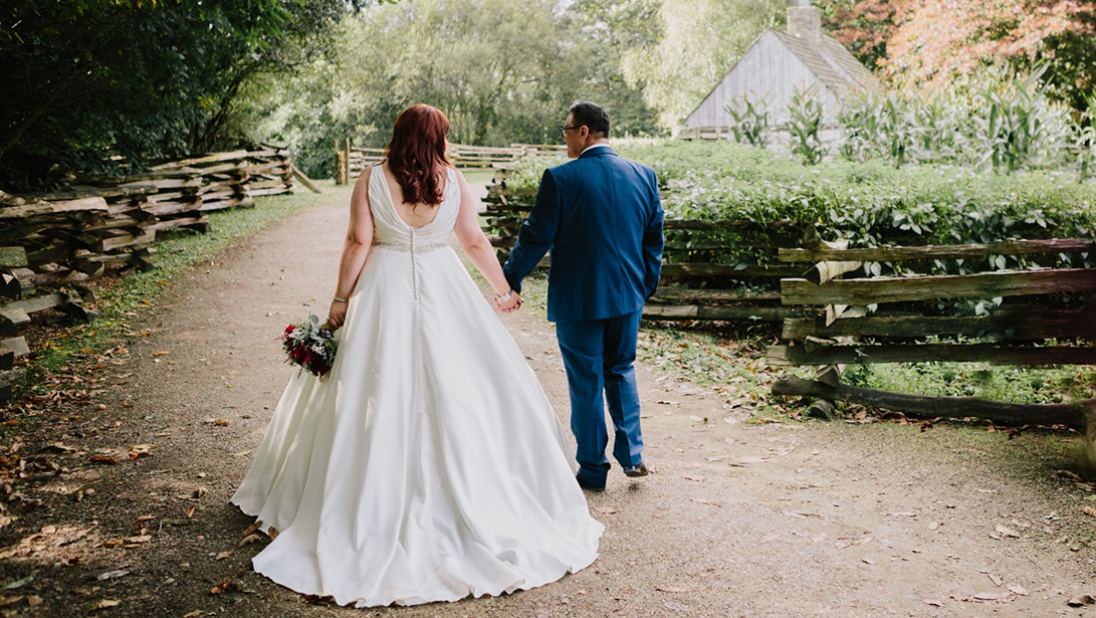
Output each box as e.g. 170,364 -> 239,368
368,164 -> 460,252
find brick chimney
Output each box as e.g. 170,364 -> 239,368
787,5 -> 822,46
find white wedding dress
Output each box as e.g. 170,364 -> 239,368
229,164 -> 604,607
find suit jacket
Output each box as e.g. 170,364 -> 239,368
502,145 -> 664,323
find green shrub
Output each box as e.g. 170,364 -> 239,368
501,139 -> 1096,284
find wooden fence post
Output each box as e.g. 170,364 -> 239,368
334,139 -> 344,186
343,138 -> 351,185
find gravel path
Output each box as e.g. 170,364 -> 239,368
3,188 -> 1096,618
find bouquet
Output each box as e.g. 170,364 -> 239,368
280,313 -> 339,381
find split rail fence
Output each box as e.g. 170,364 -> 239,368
483,167 -> 1095,427
0,147 -> 301,401
335,140 -> 566,185
767,229 -> 1096,426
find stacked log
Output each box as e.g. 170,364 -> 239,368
0,147 -> 296,402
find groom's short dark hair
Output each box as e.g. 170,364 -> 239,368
569,101 -> 611,137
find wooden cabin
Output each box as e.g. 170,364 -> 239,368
684,5 -> 881,136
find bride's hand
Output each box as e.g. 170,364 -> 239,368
495,291 -> 522,313
328,299 -> 348,330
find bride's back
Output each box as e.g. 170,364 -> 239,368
377,160 -> 450,230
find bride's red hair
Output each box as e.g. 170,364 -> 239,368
385,104 -> 453,207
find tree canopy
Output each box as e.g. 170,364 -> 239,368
1,0 -> 366,188
3,0 -> 1095,186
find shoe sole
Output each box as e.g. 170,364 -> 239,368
625,468 -> 648,478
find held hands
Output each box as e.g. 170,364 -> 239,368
494,290 -> 522,313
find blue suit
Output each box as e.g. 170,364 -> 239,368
503,145 -> 664,487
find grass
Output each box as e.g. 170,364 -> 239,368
15,181 -> 349,401
461,170 -> 496,185
850,362 -> 1096,405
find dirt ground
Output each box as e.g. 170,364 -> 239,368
2,188 -> 1096,618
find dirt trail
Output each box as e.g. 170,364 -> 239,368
3,188 -> 1096,618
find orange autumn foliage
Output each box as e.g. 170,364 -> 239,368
883,0 -> 1095,89
824,0 -> 1095,90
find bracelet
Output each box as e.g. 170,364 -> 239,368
497,290 -> 512,303
333,295 -> 348,303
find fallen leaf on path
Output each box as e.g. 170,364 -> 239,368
185,506 -> 196,519
994,524 -> 1020,538
1082,506 -> 1096,519
0,596 -> 23,608
241,521 -> 263,537
691,498 -> 721,508
123,535 -> 151,544
1069,594 -> 1096,606
986,572 -> 1003,586
89,456 -> 118,465
237,533 -> 262,547
215,550 -> 234,561
594,507 -> 618,515
1007,584 -> 1028,596
681,475 -> 704,482
1058,469 -> 1084,482
781,510 -> 821,519
861,557 -> 875,565
656,585 -> 693,593
96,570 -> 130,581
94,599 -> 122,610
922,599 -> 944,607
834,536 -> 872,549
3,575 -> 33,591
972,592 -> 1001,601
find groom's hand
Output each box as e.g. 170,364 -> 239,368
495,291 -> 522,313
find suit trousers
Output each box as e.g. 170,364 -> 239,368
555,309 -> 645,486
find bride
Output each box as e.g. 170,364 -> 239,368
228,104 -> 604,607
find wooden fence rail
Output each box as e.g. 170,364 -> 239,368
335,141 -> 566,185
766,228 -> 1096,427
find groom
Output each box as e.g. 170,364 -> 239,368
501,101 -> 664,492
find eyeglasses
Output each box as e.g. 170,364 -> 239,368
560,124 -> 581,135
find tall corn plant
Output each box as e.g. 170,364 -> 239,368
723,94 -> 770,148
965,64 -> 1073,172
787,86 -> 827,165
1073,88 -> 1096,182
910,95 -> 964,164
837,92 -> 883,162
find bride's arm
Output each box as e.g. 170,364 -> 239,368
328,167 -> 375,326
452,169 -> 511,298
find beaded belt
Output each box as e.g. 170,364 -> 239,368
372,240 -> 449,254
